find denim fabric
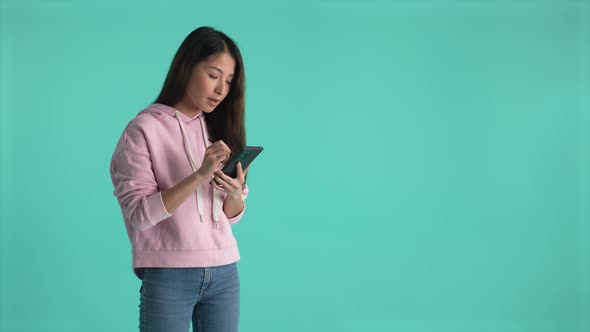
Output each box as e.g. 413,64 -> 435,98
139,262 -> 240,332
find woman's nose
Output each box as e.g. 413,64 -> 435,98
215,82 -> 226,95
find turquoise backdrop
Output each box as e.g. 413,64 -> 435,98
1,0 -> 589,331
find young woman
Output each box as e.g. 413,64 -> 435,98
109,26 -> 251,332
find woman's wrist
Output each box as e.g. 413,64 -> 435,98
191,170 -> 205,184
223,194 -> 244,219
225,192 -> 242,202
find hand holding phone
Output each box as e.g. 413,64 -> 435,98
220,146 -> 263,178
209,145 -> 263,188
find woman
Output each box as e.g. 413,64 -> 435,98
109,26 -> 250,332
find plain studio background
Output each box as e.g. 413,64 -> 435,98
1,0 -> 589,331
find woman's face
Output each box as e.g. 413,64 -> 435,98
184,51 -> 236,114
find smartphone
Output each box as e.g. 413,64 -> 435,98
217,146 -> 263,179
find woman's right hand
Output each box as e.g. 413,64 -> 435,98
196,140 -> 232,179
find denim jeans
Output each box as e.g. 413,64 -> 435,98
139,262 -> 240,332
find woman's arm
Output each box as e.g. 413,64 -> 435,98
163,140 -> 232,214
223,195 -> 245,219
161,172 -> 207,214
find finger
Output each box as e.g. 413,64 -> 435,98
236,162 -> 244,179
212,140 -> 226,147
217,140 -> 228,149
237,162 -> 251,180
207,144 -> 229,156
212,140 -> 231,153
210,150 -> 231,163
215,170 -> 239,188
210,178 -> 228,192
212,173 -> 237,190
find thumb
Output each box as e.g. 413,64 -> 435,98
236,162 -> 243,178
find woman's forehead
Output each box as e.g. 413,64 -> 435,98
201,53 -> 235,75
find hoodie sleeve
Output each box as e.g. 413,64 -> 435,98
110,122 -> 172,232
226,183 -> 249,225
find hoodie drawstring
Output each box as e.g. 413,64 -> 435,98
174,111 -> 223,228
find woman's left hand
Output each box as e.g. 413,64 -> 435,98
210,162 -> 250,199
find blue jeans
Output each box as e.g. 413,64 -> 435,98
139,262 -> 240,332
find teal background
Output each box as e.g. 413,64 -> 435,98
1,0 -> 589,331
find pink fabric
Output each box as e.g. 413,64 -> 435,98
110,103 -> 249,280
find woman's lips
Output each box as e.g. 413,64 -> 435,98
208,98 -> 220,105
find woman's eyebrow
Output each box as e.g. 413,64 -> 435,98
209,66 -> 234,77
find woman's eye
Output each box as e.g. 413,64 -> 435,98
209,74 -> 231,85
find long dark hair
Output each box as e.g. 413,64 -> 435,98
154,26 -> 247,167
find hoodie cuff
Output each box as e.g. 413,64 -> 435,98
226,200 -> 246,225
146,191 -> 172,225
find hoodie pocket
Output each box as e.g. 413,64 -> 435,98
134,223 -> 164,251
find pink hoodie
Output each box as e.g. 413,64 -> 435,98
109,103 -> 249,280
